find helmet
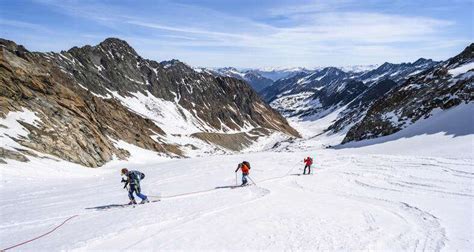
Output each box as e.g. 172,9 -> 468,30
121,168 -> 128,175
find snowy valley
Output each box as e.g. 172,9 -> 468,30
1,38 -> 473,251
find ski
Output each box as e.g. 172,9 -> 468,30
86,199 -> 161,211
230,184 -> 254,189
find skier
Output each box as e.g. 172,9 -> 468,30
121,168 -> 149,205
235,161 -> 251,186
303,156 -> 313,175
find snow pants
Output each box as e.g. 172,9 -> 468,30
242,173 -> 248,185
128,184 -> 147,201
304,165 -> 311,175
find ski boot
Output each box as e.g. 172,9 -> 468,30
140,198 -> 150,204
128,199 -> 137,205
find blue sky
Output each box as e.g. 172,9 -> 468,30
1,0 -> 473,68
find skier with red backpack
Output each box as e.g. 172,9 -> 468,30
235,161 -> 251,186
121,168 -> 149,205
303,156 -> 313,175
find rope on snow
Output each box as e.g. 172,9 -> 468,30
1,215 -> 79,251
1,166 -> 304,250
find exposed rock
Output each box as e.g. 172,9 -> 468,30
0,147 -> 29,162
1,37 -> 298,167
1,39 -> 181,167
343,44 -> 474,143
191,132 -> 257,151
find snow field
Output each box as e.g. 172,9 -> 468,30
1,149 -> 472,250
1,98 -> 473,251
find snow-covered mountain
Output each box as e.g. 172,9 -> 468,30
342,44 -> 474,143
211,67 -> 274,92
0,38 -> 299,167
258,45 -> 474,148
357,58 -> 437,85
338,64 -> 379,73
1,40 -> 473,252
262,59 -> 438,108
212,67 -> 319,92
260,57 -> 440,134
247,67 -> 312,81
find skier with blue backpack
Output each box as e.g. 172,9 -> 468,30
121,168 -> 149,205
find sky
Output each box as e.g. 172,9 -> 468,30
1,0 -> 473,68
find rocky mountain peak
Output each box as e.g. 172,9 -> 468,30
378,62 -> 395,70
219,67 -> 239,72
0,38 -> 29,58
0,38 -> 300,167
98,37 -> 138,56
413,58 -> 431,65
448,43 -> 474,66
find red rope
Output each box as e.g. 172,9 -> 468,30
1,171 -> 297,250
2,215 -> 79,251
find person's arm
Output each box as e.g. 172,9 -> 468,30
235,164 -> 241,173
121,176 -> 129,188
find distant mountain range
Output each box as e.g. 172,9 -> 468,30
210,67 -> 312,92
1,36 -> 472,167
254,44 -> 473,145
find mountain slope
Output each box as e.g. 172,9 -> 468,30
0,38 -> 298,167
262,59 -> 438,118
343,44 -> 474,143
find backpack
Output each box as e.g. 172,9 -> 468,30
242,161 -> 251,169
130,171 -> 145,181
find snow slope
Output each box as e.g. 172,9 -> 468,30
337,102 -> 474,159
1,104 -> 473,251
1,148 -> 472,251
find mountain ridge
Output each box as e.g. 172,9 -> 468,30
0,37 -> 299,167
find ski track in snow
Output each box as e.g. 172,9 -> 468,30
1,104 -> 473,250
1,151 -> 472,250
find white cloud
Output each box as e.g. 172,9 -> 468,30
18,0 -> 471,67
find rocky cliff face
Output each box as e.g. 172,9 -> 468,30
0,38 -> 298,167
343,44 -> 474,143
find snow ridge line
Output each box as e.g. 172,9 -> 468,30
1,215 -> 79,251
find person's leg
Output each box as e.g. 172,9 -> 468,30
128,187 -> 135,201
128,186 -> 137,204
135,184 -> 147,201
242,174 -> 248,185
308,165 -> 311,174
303,165 -> 308,174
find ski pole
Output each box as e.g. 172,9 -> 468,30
247,175 -> 257,185
235,172 -> 238,186
285,165 -> 295,176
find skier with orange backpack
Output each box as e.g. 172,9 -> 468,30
235,161 -> 251,186
303,156 -> 313,175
